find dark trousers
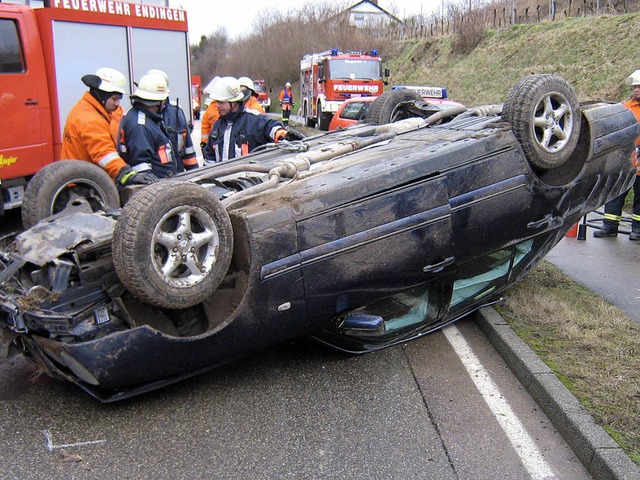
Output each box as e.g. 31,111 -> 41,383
602,175 -> 640,231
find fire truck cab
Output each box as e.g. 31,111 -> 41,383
0,1 -> 192,216
300,48 -> 388,131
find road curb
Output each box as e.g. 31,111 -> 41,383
475,306 -> 640,480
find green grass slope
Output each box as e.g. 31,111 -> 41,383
386,13 -> 640,105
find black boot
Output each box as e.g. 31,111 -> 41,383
630,221 -> 640,241
593,224 -> 618,238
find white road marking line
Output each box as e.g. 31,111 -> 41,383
41,429 -> 106,451
443,325 -> 556,480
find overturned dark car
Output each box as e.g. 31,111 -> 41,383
1,75 -> 637,401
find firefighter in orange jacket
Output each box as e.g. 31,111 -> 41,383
278,81 -> 294,125
200,100 -> 220,154
61,67 -> 155,187
593,69 -> 640,240
238,77 -> 265,114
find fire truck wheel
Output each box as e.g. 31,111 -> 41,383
366,89 -> 425,124
317,102 -> 333,131
112,181 -> 234,309
304,102 -> 316,128
21,160 -> 120,229
502,74 -> 581,170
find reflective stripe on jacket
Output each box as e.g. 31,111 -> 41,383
117,107 -> 177,178
203,109 -> 284,162
61,91 -> 127,179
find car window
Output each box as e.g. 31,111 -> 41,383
0,19 -> 24,73
449,239 -> 534,310
339,101 -> 366,120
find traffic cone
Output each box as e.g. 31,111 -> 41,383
565,223 -> 578,237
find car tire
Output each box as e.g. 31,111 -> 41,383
502,74 -> 581,170
21,160 -> 120,229
112,181 -> 233,310
366,89 -> 424,124
317,103 -> 333,131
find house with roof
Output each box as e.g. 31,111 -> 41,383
343,0 -> 403,28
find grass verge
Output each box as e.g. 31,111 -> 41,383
496,261 -> 640,465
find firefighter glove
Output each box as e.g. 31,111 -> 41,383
116,165 -> 158,186
131,171 -> 160,185
284,128 -> 305,141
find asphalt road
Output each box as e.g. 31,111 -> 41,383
0,318 -> 589,479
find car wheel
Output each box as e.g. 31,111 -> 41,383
21,160 -> 120,229
502,74 -> 581,170
112,182 -> 233,310
366,89 -> 424,124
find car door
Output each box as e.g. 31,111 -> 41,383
0,13 -> 51,179
298,175 -> 455,335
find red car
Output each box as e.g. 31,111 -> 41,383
328,86 -> 464,130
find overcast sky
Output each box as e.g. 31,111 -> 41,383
171,0 -> 438,41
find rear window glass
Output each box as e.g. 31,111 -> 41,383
0,19 -> 24,73
339,101 -> 367,120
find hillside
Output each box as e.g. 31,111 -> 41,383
385,13 -> 640,106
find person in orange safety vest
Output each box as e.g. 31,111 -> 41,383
593,69 -> 640,240
61,67 -> 156,187
278,81 -> 294,125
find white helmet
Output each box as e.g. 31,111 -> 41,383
209,76 -> 245,102
85,67 -> 127,94
147,69 -> 170,92
238,76 -> 256,94
132,73 -> 169,101
627,70 -> 640,86
285,82 -> 292,87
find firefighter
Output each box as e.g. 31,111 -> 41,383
203,76 -> 287,163
117,72 -> 177,180
147,69 -> 199,171
238,76 -> 265,114
593,69 -> 640,240
61,67 -> 153,187
278,81 -> 294,125
200,76 -> 221,155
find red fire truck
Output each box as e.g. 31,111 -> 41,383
300,49 -> 388,131
0,1 -> 192,216
253,79 -> 271,113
